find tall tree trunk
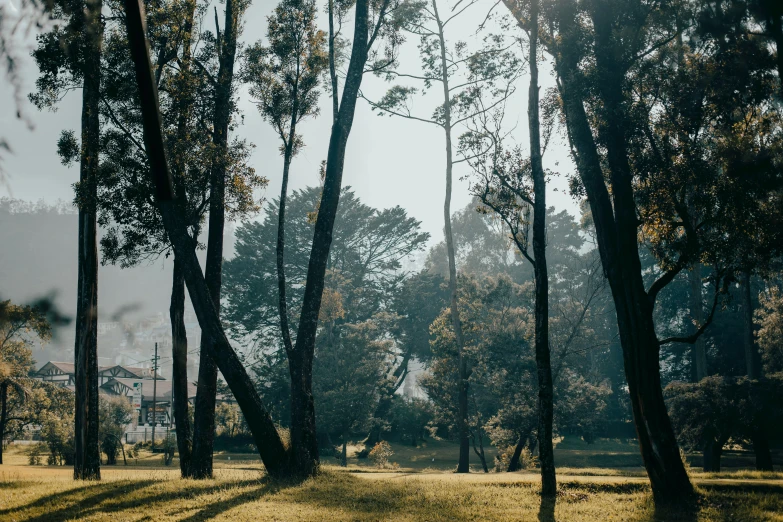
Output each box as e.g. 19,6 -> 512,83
191,0 -> 240,480
471,430 -> 489,473
123,0 -> 291,477
0,381 -> 7,465
170,258 -> 192,476
287,0 -> 372,476
431,0 -> 469,474
528,0 -> 556,496
167,0 -> 198,478
545,0 -> 693,506
690,263 -> 707,381
73,0 -> 102,481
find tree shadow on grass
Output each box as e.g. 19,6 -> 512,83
0,478 -> 282,522
0,479 -> 159,522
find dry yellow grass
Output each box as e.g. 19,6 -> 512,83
1,456 -> 783,521
2,443 -> 782,521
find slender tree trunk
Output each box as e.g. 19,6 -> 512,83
341,431 -> 348,467
328,0 -> 339,122
166,0 -> 198,478
73,0 -> 102,481
170,258 -> 192,476
123,0 -> 291,477
431,0 -> 469,474
545,0 -> 693,506
506,428 -> 533,472
287,0 -> 372,476
191,0 -> 239,479
690,263 -> 707,381
528,0 -> 556,496
471,430 -> 489,473
0,381 -> 7,465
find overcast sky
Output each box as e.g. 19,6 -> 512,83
0,0 -> 579,246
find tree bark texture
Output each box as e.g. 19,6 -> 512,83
548,0 -> 694,505
286,0 -> 372,476
191,0 -> 239,480
123,0 -> 291,477
170,258 -> 193,476
73,0 -> 102,481
528,0 -> 556,497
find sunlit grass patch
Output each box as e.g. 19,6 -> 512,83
1,464 -> 782,521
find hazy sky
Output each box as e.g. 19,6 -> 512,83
0,0 -> 579,246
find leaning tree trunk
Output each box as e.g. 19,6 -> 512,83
548,0 -> 693,506
123,0 -> 291,477
431,0 -> 469,474
286,0 -> 372,477
528,0 -> 556,496
73,0 -> 102,481
170,258 -> 192,476
191,0 -> 240,480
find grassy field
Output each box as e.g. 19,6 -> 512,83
1,441 -> 782,521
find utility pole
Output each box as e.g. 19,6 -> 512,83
151,342 -> 159,450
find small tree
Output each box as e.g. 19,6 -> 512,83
368,440 -> 394,468
0,300 -> 52,465
99,395 -> 133,465
757,286 -> 783,374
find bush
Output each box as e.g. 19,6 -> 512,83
28,443 -> 45,465
368,441 -> 394,469
162,434 -> 176,466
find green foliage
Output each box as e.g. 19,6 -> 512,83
99,395 -> 133,465
314,315 -> 395,438
389,395 -> 432,445
56,130 -> 79,167
665,375 -> 783,452
162,434 -> 176,466
243,0 -> 328,155
756,286 -> 783,374
40,408 -> 75,465
0,300 -> 70,448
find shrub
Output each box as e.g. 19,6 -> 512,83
369,441 -> 394,469
27,443 -> 45,465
